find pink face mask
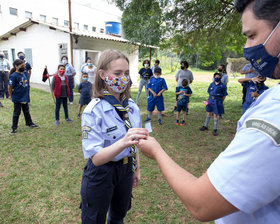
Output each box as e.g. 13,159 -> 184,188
105,75 -> 130,93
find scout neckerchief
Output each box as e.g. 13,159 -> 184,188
103,92 -> 137,172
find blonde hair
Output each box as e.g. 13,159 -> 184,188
93,49 -> 130,99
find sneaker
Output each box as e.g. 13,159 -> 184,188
187,110 -> 190,115
0,102 -> 3,107
65,118 -> 73,122
172,106 -> 177,113
180,121 -> 185,126
10,129 -> 17,135
220,114 -> 224,119
213,129 -> 218,136
144,117 -> 151,122
158,119 -> 162,125
176,120 -> 179,125
199,126 -> 208,131
69,102 -> 74,105
55,120 -> 60,125
27,123 -> 39,128
77,113 -> 81,119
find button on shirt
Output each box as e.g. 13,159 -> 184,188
0,59 -> 11,72
81,98 -> 141,161
64,63 -> 76,76
207,84 -> 280,224
9,72 -> 29,103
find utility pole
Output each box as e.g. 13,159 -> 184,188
68,0 -> 74,65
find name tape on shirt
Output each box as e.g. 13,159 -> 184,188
106,126 -> 118,133
245,119 -> 280,146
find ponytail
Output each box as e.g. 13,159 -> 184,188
9,68 -> 16,77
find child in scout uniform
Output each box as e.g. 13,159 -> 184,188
200,72 -> 228,136
8,59 -> 39,134
144,67 -> 168,125
176,79 -> 192,126
136,59 -> 153,104
80,49 -> 148,224
51,64 -> 73,125
77,73 -> 92,118
238,75 -> 269,114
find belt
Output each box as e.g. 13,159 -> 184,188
111,157 -> 131,165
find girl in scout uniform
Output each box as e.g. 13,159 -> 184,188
80,49 -> 148,224
200,72 -> 228,136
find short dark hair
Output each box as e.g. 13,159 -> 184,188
234,0 -> 280,27
61,55 -> 68,61
155,59 -> 160,64
182,79 -> 188,87
142,59 -> 150,67
219,64 -> 227,73
154,67 -> 162,74
57,64 -> 65,70
213,72 -> 222,78
181,60 -> 189,69
17,51 -> 24,56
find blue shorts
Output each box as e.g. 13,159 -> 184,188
79,96 -> 91,105
206,99 -> 224,115
147,96 -> 164,112
177,104 -> 187,112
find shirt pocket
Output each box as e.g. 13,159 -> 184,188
103,129 -> 123,146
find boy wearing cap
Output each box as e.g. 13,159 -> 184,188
144,67 -> 168,125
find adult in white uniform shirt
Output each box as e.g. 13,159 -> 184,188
137,0 -> 280,223
82,59 -> 96,84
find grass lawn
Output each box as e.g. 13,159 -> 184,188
0,70 -> 278,223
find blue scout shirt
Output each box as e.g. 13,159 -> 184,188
208,84 -> 280,224
176,86 -> 192,105
9,72 -> 29,103
207,82 -> 228,101
64,63 -> 76,76
243,81 -> 269,105
81,98 -> 141,161
139,68 -> 153,80
147,77 -> 168,96
78,82 -> 92,99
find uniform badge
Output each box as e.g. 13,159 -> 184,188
81,126 -> 92,139
246,119 -> 280,146
106,126 -> 118,133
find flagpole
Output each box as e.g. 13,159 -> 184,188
46,66 -> 55,104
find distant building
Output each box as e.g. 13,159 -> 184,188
0,0 -> 154,85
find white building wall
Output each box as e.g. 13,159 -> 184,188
0,0 -> 122,36
0,24 -> 70,84
74,38 -> 139,85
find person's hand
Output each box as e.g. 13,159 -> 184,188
8,96 -> 12,101
157,93 -> 162,97
251,92 -> 259,98
153,92 -> 157,97
121,128 -> 148,148
251,77 -> 260,84
132,169 -> 140,188
137,136 -> 163,160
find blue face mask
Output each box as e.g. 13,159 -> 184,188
0,55 -> 4,59
215,77 -> 221,83
88,63 -> 93,67
82,78 -> 88,82
19,55 -> 25,60
243,21 -> 280,78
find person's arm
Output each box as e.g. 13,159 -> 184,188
92,128 -> 148,166
8,86 -> 13,100
238,78 -> 253,84
157,89 -> 166,96
222,96 -> 226,102
137,137 -> 238,221
71,65 -> 76,77
133,152 -> 140,188
148,88 -> 157,97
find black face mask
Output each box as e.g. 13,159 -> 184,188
218,69 -> 223,72
18,67 -> 25,73
181,66 -> 185,70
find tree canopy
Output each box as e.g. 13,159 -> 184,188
115,0 -> 246,69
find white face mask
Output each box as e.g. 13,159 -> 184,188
62,59 -> 68,65
105,75 -> 130,93
154,75 -> 160,79
144,64 -> 149,68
